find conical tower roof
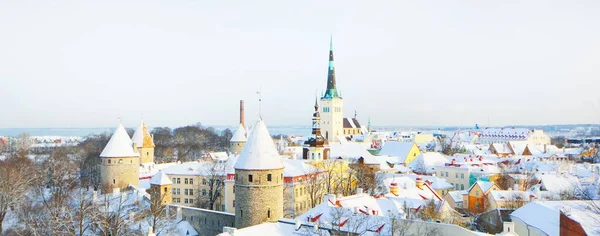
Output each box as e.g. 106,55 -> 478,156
230,123 -> 247,142
132,120 -> 155,148
150,171 -> 172,185
234,119 -> 284,170
100,124 -> 140,158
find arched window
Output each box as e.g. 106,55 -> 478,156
248,175 -> 253,182
267,174 -> 272,181
267,208 -> 271,218
164,187 -> 167,192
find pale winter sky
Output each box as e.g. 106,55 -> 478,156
1,0 -> 600,128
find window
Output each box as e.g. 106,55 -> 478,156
267,208 -> 271,218
475,190 -> 479,196
108,160 -> 111,164
185,178 -> 189,184
164,187 -> 167,192
119,159 -> 122,164
172,188 -> 176,195
202,189 -> 207,196
233,200 -> 235,207
241,210 -> 243,217
461,173 -> 464,179
311,153 -> 314,159
203,179 -> 207,185
461,184 -> 464,190
172,178 -> 176,184
176,188 -> 180,195
185,189 -> 189,195
267,174 -> 272,182
189,178 -> 193,185
189,189 -> 194,196
475,202 -> 479,209
233,186 -> 235,193
248,175 -> 253,182
189,199 -> 193,204
176,178 -> 181,184
318,153 -> 321,159
184,198 -> 189,204
445,172 -> 448,177
456,173 -> 458,178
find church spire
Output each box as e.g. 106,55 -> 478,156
323,36 -> 339,99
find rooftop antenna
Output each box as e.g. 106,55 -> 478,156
257,85 -> 262,119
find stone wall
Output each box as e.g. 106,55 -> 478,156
168,205 -> 235,236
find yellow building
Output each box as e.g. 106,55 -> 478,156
99,124 -> 140,193
161,161 -> 227,209
463,181 -> 500,214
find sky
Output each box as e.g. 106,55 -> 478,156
1,0 -> 600,129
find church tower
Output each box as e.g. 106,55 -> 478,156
234,119 -> 284,229
320,37 -> 344,143
99,124 -> 140,193
149,171 -> 172,205
132,120 -> 155,164
303,98 -> 330,162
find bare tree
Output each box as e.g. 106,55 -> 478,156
196,161 -> 226,210
0,155 -> 36,233
95,192 -> 142,236
143,188 -> 175,235
305,166 -> 326,209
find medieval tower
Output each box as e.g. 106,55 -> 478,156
303,98 -> 330,162
99,124 -> 140,193
149,171 -> 172,205
230,100 -> 247,155
320,37 -> 344,142
234,119 -> 284,228
132,120 -> 155,164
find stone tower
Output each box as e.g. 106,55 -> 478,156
230,123 -> 247,155
234,119 -> 284,228
303,97 -> 330,162
150,171 -> 172,205
320,37 -> 344,143
99,124 -> 140,193
132,120 -> 155,164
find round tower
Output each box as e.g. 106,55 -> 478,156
230,123 -> 247,155
150,171 -> 172,205
234,119 -> 284,228
132,120 -> 155,164
99,124 -> 140,193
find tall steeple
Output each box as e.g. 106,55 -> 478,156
323,36 -> 339,99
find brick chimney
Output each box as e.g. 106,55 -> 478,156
416,177 -> 424,190
240,100 -> 245,127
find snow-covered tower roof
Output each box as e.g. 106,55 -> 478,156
230,123 -> 247,142
150,171 -> 172,185
100,124 -> 140,158
234,119 -> 284,170
132,120 -> 155,148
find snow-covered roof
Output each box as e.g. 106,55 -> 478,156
539,174 -> 580,193
177,221 -> 199,236
402,174 -> 453,190
511,201 -> 600,236
150,171 -> 172,185
162,161 -> 227,176
234,119 -> 284,170
100,124 -> 140,158
381,176 -> 443,201
329,142 -> 374,160
479,128 -> 532,140
446,190 -> 467,203
230,123 -> 247,142
489,190 -> 531,202
407,152 -> 449,173
378,141 -> 416,162
468,181 -> 496,193
282,159 -> 323,177
131,120 -> 154,148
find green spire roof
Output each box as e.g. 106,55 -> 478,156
323,36 -> 339,99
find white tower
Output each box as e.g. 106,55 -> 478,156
320,37 -> 344,142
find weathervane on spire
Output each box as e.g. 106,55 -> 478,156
257,86 -> 262,119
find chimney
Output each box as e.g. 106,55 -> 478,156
416,177 -> 424,190
502,222 -> 515,234
240,100 -> 245,127
356,188 -> 363,195
390,182 -> 399,196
